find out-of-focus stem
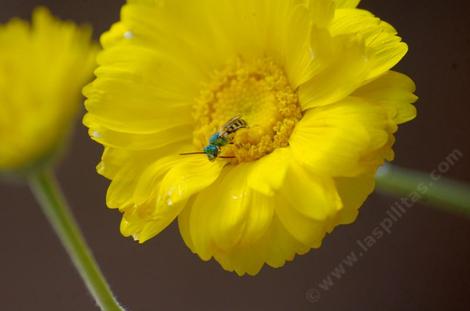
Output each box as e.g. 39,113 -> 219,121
29,170 -> 125,311
375,164 -> 470,217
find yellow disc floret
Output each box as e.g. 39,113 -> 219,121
193,58 -> 302,163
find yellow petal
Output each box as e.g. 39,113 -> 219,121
177,203 -> 194,250
132,156 -> 225,243
331,9 -> 408,81
246,147 -> 291,196
290,97 -> 393,177
282,4 -> 317,88
132,155 -> 182,206
85,123 -> 192,150
180,208 -> 309,276
106,158 -> 147,210
97,147 -> 132,179
353,71 -> 418,124
121,0 -> 224,70
274,194 -> 329,248
105,144 -> 182,210
334,0 -> 361,8
298,28 -> 369,109
334,173 -> 376,225
83,75 -> 193,134
283,0 -> 335,87
155,156 -> 226,211
83,45 -> 199,140
263,216 -> 310,268
308,0 -> 335,28
100,22 -> 128,48
242,191 -> 275,247
186,164 -> 273,256
279,160 -> 343,221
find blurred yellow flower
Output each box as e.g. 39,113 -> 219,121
0,7 -> 98,171
84,0 -> 417,275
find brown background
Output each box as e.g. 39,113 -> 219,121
1,0 -> 470,310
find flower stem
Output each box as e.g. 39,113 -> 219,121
28,170 -> 125,311
375,164 -> 470,217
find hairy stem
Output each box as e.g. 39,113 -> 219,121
29,170 -> 125,311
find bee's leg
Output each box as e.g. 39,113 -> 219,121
180,152 -> 206,155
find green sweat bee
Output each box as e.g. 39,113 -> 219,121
180,116 -> 247,161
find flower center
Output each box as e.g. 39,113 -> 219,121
193,57 -> 302,163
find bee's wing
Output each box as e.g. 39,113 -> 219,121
219,115 -> 247,138
220,115 -> 242,131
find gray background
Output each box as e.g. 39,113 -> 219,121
1,0 -> 470,310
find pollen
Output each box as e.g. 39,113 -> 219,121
193,58 -> 302,163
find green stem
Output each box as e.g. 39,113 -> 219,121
29,170 -> 125,311
375,164 -> 470,217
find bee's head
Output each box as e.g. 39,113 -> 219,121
203,145 -> 219,161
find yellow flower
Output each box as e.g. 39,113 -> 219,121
84,0 -> 417,275
0,7 -> 98,171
